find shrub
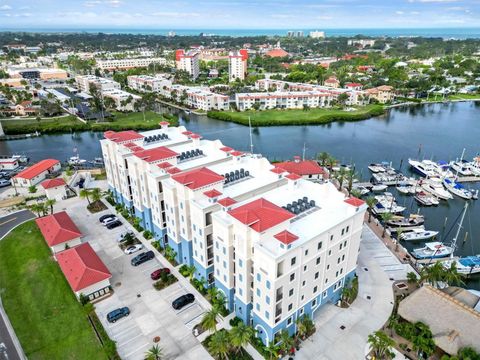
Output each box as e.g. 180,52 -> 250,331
143,230 -> 153,239
229,317 -> 243,327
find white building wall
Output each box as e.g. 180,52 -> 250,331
51,237 -> 82,254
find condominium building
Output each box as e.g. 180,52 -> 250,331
162,84 -> 229,111
235,91 -> 334,111
365,85 -> 395,104
309,30 -> 325,39
95,57 -> 169,71
101,89 -> 141,111
127,74 -> 172,93
75,75 -> 121,93
101,124 -> 366,346
175,49 -> 200,80
228,50 -> 248,82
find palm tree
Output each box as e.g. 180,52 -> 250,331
144,344 -> 164,360
29,202 -> 45,217
45,199 -> 56,214
380,212 -> 394,237
336,167 -> 348,191
208,330 -> 231,359
207,286 -> 220,302
316,151 -> 330,167
296,316 -> 315,340
442,261 -> 464,287
365,196 -> 377,223
184,264 -> 196,281
367,330 -> 396,359
420,262 -> 444,288
326,155 -> 336,171
90,188 -> 102,203
277,329 -> 295,355
350,188 -> 362,199
79,188 -> 92,205
407,271 -> 419,285
201,306 -> 220,333
264,343 -> 280,360
230,322 -> 254,353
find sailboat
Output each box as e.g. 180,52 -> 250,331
443,178 -> 473,200
412,203 -> 468,260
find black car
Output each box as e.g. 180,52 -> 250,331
99,214 -> 115,223
131,251 -> 154,266
106,220 -> 122,229
172,293 -> 195,310
106,307 -> 130,323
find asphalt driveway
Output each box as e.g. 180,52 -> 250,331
0,210 -> 35,240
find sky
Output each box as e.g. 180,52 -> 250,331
0,0 -> 479,30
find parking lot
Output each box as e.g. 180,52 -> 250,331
64,199 -> 210,360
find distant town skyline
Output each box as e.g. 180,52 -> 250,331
0,0 -> 479,30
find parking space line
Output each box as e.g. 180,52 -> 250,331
120,334 -> 142,347
123,342 -> 150,359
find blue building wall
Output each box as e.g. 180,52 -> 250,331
234,296 -> 253,325
122,195 -> 132,209
143,207 -> 153,233
215,280 -> 235,312
252,269 -> 357,345
153,223 -> 166,242
192,259 -> 214,286
166,235 -> 182,264
134,206 -> 144,226
180,236 -> 193,266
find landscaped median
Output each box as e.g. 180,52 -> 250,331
207,105 -> 385,127
0,221 -> 109,359
1,111 -> 178,135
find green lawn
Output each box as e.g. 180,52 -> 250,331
0,221 -> 108,360
1,111 -> 179,135
208,105 -> 385,126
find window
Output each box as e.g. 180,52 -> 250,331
216,242 -> 219,249
304,249 -> 309,256
336,271 -> 339,277
266,280 -> 271,289
287,317 -> 293,326
327,264 -> 330,270
257,273 -> 261,282
322,291 -> 327,299
312,299 -> 318,307
342,254 -> 345,261
303,265 -> 307,272
317,241 -> 322,250
239,288 -> 243,296
346,226 -> 349,233
256,303 -> 260,311
290,273 -> 295,282
239,259 -> 243,267
239,274 -> 243,282
288,303 -> 293,311
223,247 -> 226,255
224,275 -> 227,282
193,224 -> 196,231
344,240 -> 347,247
302,280 -> 306,287
291,257 -> 296,266
315,272 -> 319,279
266,296 -> 270,304
265,311 -> 270,319
339,243 -> 343,250
223,261 -> 227,269
300,308 -> 304,316
301,295 -> 305,301
289,288 -> 294,297
330,235 -> 334,241
313,286 -> 318,293
216,269 -> 220,276
215,255 -> 219,263
340,268 -> 343,274
337,257 -> 341,264
316,257 -> 321,265
325,278 -> 328,284
180,202 -> 183,209
257,288 -> 261,297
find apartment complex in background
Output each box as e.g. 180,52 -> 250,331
101,123 -> 367,345
75,75 -> 121,93
228,49 -> 249,82
102,89 -> 141,111
6,67 -> 68,80
309,30 -> 326,39
127,74 -> 172,92
175,49 -> 200,80
95,57 -> 169,71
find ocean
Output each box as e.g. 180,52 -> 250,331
2,27 -> 480,39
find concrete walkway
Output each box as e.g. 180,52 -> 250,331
296,225 -> 403,360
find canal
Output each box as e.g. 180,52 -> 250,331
1,101 -> 479,287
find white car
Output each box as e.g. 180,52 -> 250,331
124,244 -> 143,255
117,230 -> 134,243
102,216 -> 119,226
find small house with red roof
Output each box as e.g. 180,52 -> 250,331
345,82 -> 363,91
41,177 -> 67,201
324,76 -> 340,88
56,242 -> 112,300
12,158 -> 61,187
275,156 -> 327,181
266,47 -> 289,58
35,211 -> 83,253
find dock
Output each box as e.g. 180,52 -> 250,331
456,176 -> 480,183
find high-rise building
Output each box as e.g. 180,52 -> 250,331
175,49 -> 200,80
309,30 -> 325,39
228,49 -> 248,82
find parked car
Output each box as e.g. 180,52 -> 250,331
106,307 -> 130,323
131,251 -> 154,266
76,177 -> 85,188
102,216 -> 119,226
99,214 -> 115,223
172,294 -> 195,310
0,179 -> 11,188
150,268 -> 170,280
117,230 -> 134,243
106,220 -> 122,229
124,244 -> 143,255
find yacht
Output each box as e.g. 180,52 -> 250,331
442,256 -> 480,276
450,159 -> 473,176
408,159 -> 453,178
387,214 -> 425,228
420,178 -> 453,200
415,191 -> 439,206
368,163 -> 385,173
372,193 -> 406,215
371,183 -> 388,192
400,229 -> 439,241
352,185 -> 370,196
443,178 -> 473,200
412,242 -> 454,259
469,157 -> 480,176
68,155 -> 87,166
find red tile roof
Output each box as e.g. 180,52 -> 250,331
231,151 -> 244,157
157,161 -> 173,169
266,48 -> 289,58
274,230 -> 299,245
285,173 -> 302,181
228,198 -> 294,232
14,159 -> 60,180
220,146 -> 233,152
104,130 -> 143,143
133,146 -> 178,163
56,243 -> 111,292
41,178 -> 66,189
167,167 -> 182,174
276,160 -> 325,176
270,167 -> 286,174
190,134 -> 202,139
204,189 -> 222,198
344,197 -> 365,207
218,197 -> 237,207
182,131 -> 193,136
345,82 -> 363,87
159,121 -> 170,126
35,211 -> 82,247
172,167 -> 224,190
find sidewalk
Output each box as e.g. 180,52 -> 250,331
0,298 -> 26,360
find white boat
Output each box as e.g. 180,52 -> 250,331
68,155 -> 87,165
412,241 -> 454,259
450,159 -> 473,176
371,184 -> 388,192
408,159 -> 453,178
420,178 -> 453,200
387,214 -> 425,228
389,225 -> 425,234
352,185 -> 370,196
443,178 -> 473,200
415,191 -> 439,206
400,229 -> 439,241
468,157 -> 480,176
442,255 -> 480,276
11,154 -> 29,163
372,193 -> 406,214
368,163 -> 385,173
396,185 -> 412,194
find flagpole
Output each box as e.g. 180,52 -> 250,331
249,116 -> 254,154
